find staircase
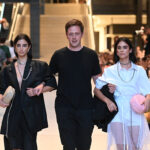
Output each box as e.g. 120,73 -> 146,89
12,3 -> 95,60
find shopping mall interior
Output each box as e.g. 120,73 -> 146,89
0,0 -> 150,150
0,0 -> 148,59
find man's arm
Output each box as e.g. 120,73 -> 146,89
92,74 -> 116,93
92,74 -> 100,84
26,83 -> 55,97
94,87 -> 117,112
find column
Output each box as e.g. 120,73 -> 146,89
147,0 -> 150,26
30,0 -> 40,58
136,0 -> 142,29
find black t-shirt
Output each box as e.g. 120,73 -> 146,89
49,46 -> 101,109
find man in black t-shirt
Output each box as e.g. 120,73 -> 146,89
49,19 -> 101,150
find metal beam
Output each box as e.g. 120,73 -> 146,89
0,0 -> 30,2
136,0 -> 142,29
147,0 -> 150,26
30,0 -> 40,58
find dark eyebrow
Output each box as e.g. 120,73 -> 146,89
117,45 -> 128,48
23,44 -> 28,46
16,43 -> 28,46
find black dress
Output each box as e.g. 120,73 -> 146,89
0,58 -> 57,149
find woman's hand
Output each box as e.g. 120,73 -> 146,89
26,88 -> 36,97
0,94 -> 9,108
26,83 -> 45,97
105,98 -> 117,112
108,83 -> 116,93
94,87 -> 117,112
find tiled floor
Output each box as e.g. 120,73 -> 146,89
0,88 -> 107,150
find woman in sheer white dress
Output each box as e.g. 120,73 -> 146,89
94,37 -> 150,150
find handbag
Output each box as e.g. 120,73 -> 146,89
3,86 -> 15,104
130,94 -> 146,114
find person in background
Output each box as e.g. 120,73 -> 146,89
136,46 -> 145,60
141,26 -> 150,57
0,33 -> 57,150
0,48 -> 7,70
0,18 -> 9,30
146,58 -> 150,78
48,19 -> 101,150
5,40 -> 17,61
0,38 -> 12,64
94,37 -> 150,150
0,18 -> 10,41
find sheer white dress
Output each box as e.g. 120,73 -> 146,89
96,62 -> 150,150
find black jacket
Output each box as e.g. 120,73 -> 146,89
0,59 -> 57,136
93,84 -> 118,132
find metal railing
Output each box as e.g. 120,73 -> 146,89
8,3 -> 20,41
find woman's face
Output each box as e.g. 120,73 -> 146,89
15,39 -> 31,58
116,41 -> 132,61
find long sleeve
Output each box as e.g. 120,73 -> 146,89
0,67 -> 8,94
43,62 -> 57,89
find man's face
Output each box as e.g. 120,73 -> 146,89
66,25 -> 83,50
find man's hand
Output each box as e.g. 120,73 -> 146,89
26,83 -> 44,97
34,83 -> 44,96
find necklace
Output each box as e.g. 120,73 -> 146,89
17,62 -> 32,81
120,61 -> 131,65
117,63 -> 135,83
17,59 -> 26,65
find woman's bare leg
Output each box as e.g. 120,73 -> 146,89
111,122 -> 127,150
116,144 -> 127,150
128,126 -> 140,150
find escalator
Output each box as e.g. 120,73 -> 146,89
0,3 -> 13,41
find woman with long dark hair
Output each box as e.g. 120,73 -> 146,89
94,37 -> 150,150
0,33 -> 56,150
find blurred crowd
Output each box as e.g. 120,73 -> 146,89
0,38 -> 16,70
98,26 -> 150,80
98,48 -> 150,79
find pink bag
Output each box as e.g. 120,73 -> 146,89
130,94 -> 146,114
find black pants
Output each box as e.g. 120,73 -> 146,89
4,113 -> 37,150
56,107 -> 94,150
